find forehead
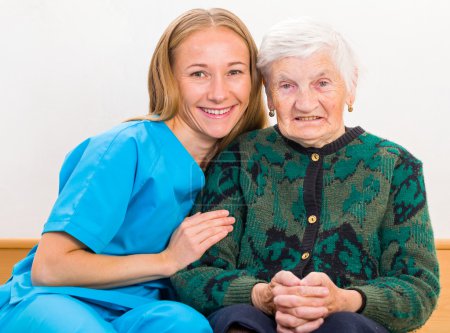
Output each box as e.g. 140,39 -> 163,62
270,52 -> 340,81
173,27 -> 249,64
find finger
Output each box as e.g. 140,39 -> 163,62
190,217 -> 235,236
297,285 -> 329,297
178,216 -> 235,239
272,270 -> 302,287
275,294 -> 326,308
187,210 -> 230,224
292,317 -> 324,333
198,229 -> 231,251
276,304 -> 328,320
276,324 -> 293,333
196,225 -> 234,243
275,310 -> 308,329
272,285 -> 328,299
274,294 -> 302,307
300,272 -> 327,287
272,285 -> 303,297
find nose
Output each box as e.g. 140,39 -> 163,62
207,76 -> 228,104
294,87 -> 318,112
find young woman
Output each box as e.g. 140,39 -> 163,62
0,8 -> 267,333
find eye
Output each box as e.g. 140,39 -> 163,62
318,80 -> 330,88
191,71 -> 206,78
280,83 -> 294,90
228,69 -> 243,76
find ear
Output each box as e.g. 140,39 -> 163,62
263,79 -> 275,110
267,93 -> 274,111
347,68 -> 358,106
346,93 -> 356,107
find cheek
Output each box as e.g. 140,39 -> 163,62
323,97 -> 345,119
237,78 -> 252,101
273,98 -> 293,115
179,83 -> 204,104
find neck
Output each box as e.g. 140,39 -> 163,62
165,118 -> 217,169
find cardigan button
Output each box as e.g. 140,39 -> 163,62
311,153 -> 320,161
302,252 -> 310,260
308,215 -> 317,224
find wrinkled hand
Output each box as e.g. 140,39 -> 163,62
300,272 -> 362,314
274,272 -> 362,333
251,270 -> 303,315
271,271 -> 326,333
162,210 -> 235,273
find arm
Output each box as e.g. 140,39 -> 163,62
31,126 -> 235,289
349,155 -> 439,332
32,210 -> 235,289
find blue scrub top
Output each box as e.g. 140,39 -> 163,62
2,120 -> 205,309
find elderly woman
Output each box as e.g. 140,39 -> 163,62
172,17 -> 440,333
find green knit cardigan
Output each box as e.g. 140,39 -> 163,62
172,126 -> 440,333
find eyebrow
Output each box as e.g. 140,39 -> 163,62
273,70 -> 332,82
315,71 -> 331,78
272,73 -> 292,82
186,61 -> 248,69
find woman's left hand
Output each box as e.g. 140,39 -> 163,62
301,272 -> 362,314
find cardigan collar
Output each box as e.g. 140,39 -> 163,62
273,125 -> 365,155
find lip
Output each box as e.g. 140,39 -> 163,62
199,105 -> 235,119
294,116 -> 323,121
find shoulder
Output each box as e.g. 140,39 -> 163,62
222,126 -> 281,154
94,120 -> 164,144
356,130 -> 423,167
62,121 -> 170,173
82,120 -> 168,155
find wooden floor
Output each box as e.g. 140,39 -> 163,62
0,238 -> 449,332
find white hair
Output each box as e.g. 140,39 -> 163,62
257,17 -> 358,93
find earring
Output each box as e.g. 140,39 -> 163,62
269,109 -> 275,117
348,104 -> 353,112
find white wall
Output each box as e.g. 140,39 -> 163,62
1,0 -> 449,238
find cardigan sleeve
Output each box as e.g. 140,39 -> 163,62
171,145 -> 265,315
350,153 -> 440,333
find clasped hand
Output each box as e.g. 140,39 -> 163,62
252,271 -> 362,333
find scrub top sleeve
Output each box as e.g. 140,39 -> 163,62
43,130 -> 139,253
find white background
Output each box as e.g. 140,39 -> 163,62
1,0 -> 449,238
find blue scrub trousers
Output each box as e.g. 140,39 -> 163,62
0,294 -> 212,333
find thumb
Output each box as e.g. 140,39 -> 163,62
300,272 -> 326,286
272,270 -> 302,287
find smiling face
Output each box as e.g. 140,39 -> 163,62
171,26 -> 251,144
267,52 -> 354,148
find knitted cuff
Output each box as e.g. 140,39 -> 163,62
223,276 -> 265,306
350,284 -> 390,322
347,287 -> 367,313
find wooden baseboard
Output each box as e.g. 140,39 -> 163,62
0,238 -> 38,285
0,238 -> 449,332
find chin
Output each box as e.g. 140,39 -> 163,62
207,126 -> 236,140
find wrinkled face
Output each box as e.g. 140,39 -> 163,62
172,27 -> 251,142
267,52 -> 354,148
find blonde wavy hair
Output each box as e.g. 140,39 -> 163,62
131,8 -> 267,154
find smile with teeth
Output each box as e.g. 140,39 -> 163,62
202,107 -> 232,115
296,116 -> 321,121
